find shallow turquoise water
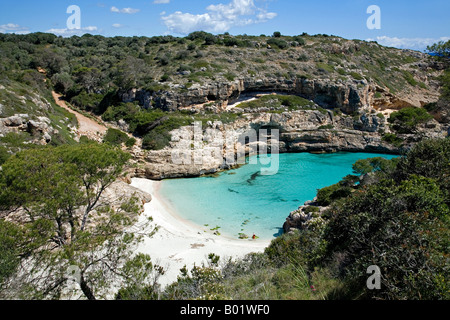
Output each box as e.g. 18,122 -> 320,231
159,152 -> 398,240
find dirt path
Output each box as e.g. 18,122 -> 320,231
52,91 -> 107,141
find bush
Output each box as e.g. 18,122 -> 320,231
403,70 -> 418,86
0,146 -> 10,165
267,38 -> 289,50
70,91 -> 104,111
388,107 -> 433,133
382,133 -> 403,147
349,72 -> 364,81
293,36 -> 306,46
125,137 -> 136,148
394,138 -> 450,195
316,183 -> 352,206
103,128 -> 129,146
323,175 -> 449,299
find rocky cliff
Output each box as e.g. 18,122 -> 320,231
133,104 -> 446,180
120,74 -> 440,115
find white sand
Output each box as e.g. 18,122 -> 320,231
130,178 -> 272,288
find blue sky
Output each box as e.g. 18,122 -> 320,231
0,0 -> 449,51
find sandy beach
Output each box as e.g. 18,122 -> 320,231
130,178 -> 272,288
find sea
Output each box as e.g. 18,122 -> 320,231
158,152 -> 398,240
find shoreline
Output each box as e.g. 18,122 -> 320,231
130,178 -> 271,288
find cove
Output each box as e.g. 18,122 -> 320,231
158,152 -> 398,240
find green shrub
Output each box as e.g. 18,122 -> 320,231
224,72 -> 236,81
0,146 -> 10,165
382,133 -> 403,147
293,36 -> 306,46
125,137 -> 136,148
323,175 -> 449,299
316,62 -> 334,73
402,70 -> 418,86
316,183 -> 352,206
267,38 -> 289,49
318,124 -> 334,130
349,72 -> 364,81
303,206 -> 320,214
388,107 -> 433,133
70,91 -> 103,111
103,128 -> 129,146
142,131 -> 171,150
128,110 -> 167,135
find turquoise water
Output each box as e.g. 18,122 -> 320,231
159,152 -> 398,240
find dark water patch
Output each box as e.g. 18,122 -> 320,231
246,171 -> 261,185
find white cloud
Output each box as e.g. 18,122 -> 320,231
153,0 -> 170,3
112,23 -> 124,28
367,36 -> 450,51
0,23 -> 30,34
111,6 -> 140,14
161,0 -> 277,35
46,26 -> 99,37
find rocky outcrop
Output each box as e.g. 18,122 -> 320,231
0,114 -> 59,145
130,107 -> 450,180
120,77 -> 379,114
283,203 -> 328,234
120,72 -> 441,116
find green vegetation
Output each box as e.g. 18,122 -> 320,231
150,138 -> 449,300
0,32 -> 442,153
388,107 -> 433,133
402,70 -> 418,86
267,38 -> 289,50
349,71 -> 364,81
0,142 -> 161,299
382,133 -> 404,147
237,94 -> 316,112
316,62 -> 334,73
316,183 -> 352,206
103,128 -> 135,148
426,40 -> 450,58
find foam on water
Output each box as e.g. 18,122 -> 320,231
158,152 -> 398,240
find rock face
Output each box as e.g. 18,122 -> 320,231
120,77 -> 378,114
131,106 -> 446,180
0,114 -> 58,145
120,74 -> 440,115
283,204 -> 328,234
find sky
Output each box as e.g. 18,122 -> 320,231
0,0 -> 449,51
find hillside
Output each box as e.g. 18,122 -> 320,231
1,32 -> 448,178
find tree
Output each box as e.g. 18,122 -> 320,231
321,139 -> 450,299
426,40 -> 450,58
273,31 -> 282,38
323,176 -> 449,299
73,66 -> 102,93
34,47 -> 68,76
352,157 -> 397,176
388,107 -> 433,133
0,143 -> 160,299
51,72 -> 75,94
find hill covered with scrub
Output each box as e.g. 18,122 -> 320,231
0,31 -> 448,158
0,31 -> 449,300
